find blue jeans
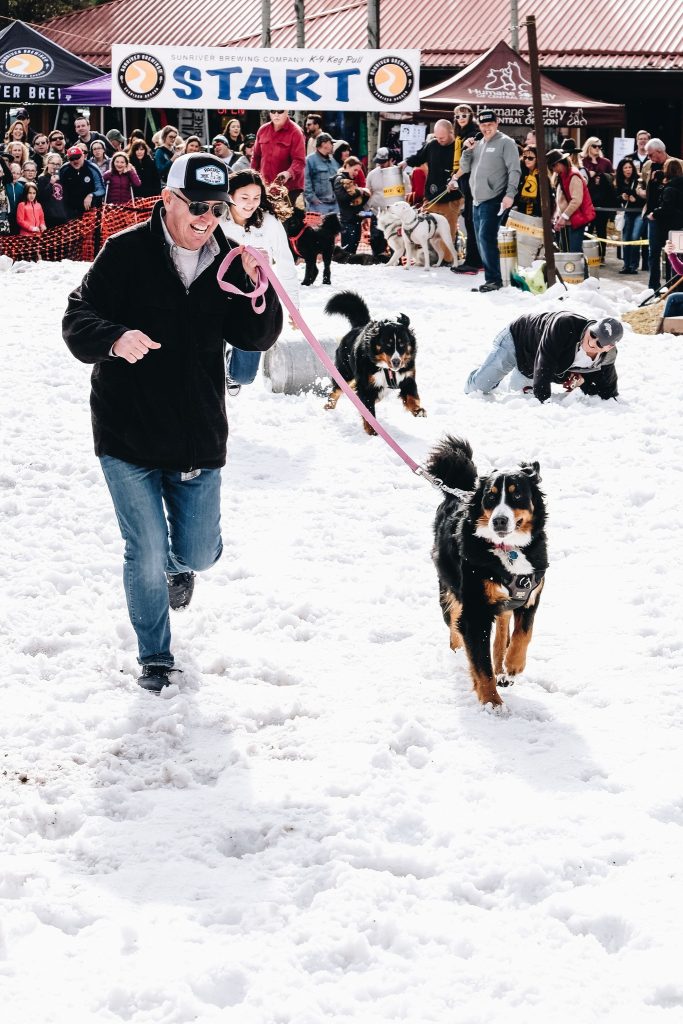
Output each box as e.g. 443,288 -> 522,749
663,293 -> 683,318
472,196 -> 504,284
621,211 -> 642,272
227,347 -> 261,384
464,327 -> 532,394
557,223 -> 585,252
100,456 -> 223,666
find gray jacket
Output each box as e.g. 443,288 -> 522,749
460,131 -> 521,205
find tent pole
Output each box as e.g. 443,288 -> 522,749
122,108 -> 128,141
53,105 -> 61,130
524,15 -> 556,287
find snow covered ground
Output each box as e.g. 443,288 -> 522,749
3,253 -> 683,1023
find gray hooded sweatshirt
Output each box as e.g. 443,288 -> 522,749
460,130 -> 521,205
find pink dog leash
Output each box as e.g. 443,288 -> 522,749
216,244 -> 444,485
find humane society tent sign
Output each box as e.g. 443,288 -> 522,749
111,45 -> 421,111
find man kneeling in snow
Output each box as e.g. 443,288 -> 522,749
464,311 -> 622,402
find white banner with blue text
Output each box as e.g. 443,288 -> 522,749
111,46 -> 421,111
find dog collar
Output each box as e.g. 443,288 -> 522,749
383,368 -> 401,389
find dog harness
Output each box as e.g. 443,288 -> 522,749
287,226 -> 307,259
403,212 -> 439,240
500,569 -> 545,611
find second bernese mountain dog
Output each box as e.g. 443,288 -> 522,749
427,436 -> 549,709
323,291 -> 425,434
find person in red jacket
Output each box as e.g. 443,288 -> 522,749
16,182 -> 46,235
251,110 -> 306,204
103,153 -> 142,205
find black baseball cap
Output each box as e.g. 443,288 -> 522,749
478,109 -> 498,124
588,317 -> 623,347
166,154 -> 230,201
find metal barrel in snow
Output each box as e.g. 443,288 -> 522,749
555,251 -> 585,285
582,238 -> 601,278
497,226 -> 518,286
262,337 -> 339,395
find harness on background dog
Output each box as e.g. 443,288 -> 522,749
403,213 -> 439,240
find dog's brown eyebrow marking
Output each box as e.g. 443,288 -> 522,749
508,484 -> 516,492
490,485 -> 498,494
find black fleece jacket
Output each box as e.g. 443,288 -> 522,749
63,201 -> 283,471
509,311 -> 618,402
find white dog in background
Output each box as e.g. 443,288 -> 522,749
377,207 -> 406,266
388,201 -> 457,271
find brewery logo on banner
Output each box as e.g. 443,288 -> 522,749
116,52 -> 166,101
0,47 -> 54,78
367,57 -> 414,105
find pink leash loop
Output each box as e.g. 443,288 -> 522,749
229,245 -> 422,477
216,245 -> 270,314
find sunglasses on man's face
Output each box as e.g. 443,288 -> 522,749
51,135 -> 65,142
171,190 -> 228,218
270,110 -> 285,115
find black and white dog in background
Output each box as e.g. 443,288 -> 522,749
324,291 -> 426,434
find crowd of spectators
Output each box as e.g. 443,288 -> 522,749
1,109 -> 682,291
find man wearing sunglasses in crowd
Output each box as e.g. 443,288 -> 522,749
251,109 -> 306,204
63,154 -> 283,693
48,130 -> 67,157
464,310 -> 623,402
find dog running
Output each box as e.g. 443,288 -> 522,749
323,291 -> 426,434
427,436 -> 548,709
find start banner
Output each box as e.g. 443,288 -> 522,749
110,45 -> 421,111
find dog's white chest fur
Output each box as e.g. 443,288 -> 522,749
491,547 -> 534,574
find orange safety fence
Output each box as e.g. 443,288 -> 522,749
0,196 -> 160,263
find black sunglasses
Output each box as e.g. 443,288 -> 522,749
171,190 -> 227,217
523,155 -> 536,161
269,110 -> 285,114
50,135 -> 65,141
68,153 -> 82,161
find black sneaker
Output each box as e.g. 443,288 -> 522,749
137,664 -> 176,692
472,281 -> 503,293
451,264 -> 481,275
167,571 -> 195,610
225,375 -> 241,397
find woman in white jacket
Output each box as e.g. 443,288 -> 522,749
221,169 -> 299,393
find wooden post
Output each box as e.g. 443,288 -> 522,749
524,15 -> 556,286
366,0 -> 380,163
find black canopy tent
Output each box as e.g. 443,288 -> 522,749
0,19 -> 102,105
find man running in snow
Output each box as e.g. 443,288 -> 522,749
63,154 -> 282,692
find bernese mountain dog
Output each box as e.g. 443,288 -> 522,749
323,291 -> 425,435
427,436 -> 548,709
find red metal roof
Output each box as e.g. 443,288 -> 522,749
39,0 -> 683,71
